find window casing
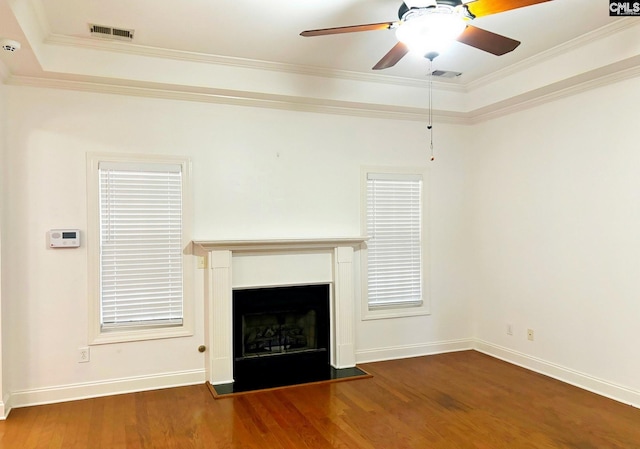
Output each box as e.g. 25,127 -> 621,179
362,168 -> 429,320
87,154 -> 193,344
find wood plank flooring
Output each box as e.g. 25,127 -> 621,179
2,350 -> 640,448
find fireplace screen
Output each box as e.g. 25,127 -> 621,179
242,309 -> 317,358
233,283 -> 330,388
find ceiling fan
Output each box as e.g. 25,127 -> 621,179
300,0 -> 552,70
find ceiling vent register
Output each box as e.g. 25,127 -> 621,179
431,70 -> 462,78
89,24 -> 134,41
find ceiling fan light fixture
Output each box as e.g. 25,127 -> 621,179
395,6 -> 466,56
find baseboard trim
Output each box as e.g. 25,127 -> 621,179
474,340 -> 640,409
8,369 -> 206,412
0,396 -> 10,420
5,342 -> 639,414
355,338 -> 474,364
355,338 -> 640,409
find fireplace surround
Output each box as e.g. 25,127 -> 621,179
193,238 -> 367,388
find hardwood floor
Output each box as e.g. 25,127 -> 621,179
2,351 -> 640,448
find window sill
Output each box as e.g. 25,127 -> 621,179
90,325 -> 193,345
362,303 -> 431,321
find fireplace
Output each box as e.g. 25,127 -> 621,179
233,284 -> 330,390
194,238 -> 366,389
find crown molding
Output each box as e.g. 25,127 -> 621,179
39,21 -> 638,96
469,54 -> 640,123
8,49 -> 640,126
7,74 -> 471,125
467,18 -> 637,92
43,33 -> 465,93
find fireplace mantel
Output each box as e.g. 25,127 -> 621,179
193,237 -> 367,254
195,237 -> 367,385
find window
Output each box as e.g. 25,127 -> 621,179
362,168 -> 429,320
87,154 -> 193,344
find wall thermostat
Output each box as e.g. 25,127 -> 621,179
49,229 -> 80,248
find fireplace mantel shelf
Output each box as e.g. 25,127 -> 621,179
193,237 -> 368,254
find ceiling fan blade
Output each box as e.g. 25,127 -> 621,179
372,42 -> 409,70
457,25 -> 520,55
464,0 -> 552,18
300,22 -> 395,37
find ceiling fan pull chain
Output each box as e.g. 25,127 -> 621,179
430,136 -> 434,161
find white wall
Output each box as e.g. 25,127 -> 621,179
3,89 -> 208,404
470,76 -> 640,401
8,74 -> 639,411
3,85 -> 474,406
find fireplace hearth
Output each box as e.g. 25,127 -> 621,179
233,284 -> 330,391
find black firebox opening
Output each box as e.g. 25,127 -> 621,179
233,284 -> 330,391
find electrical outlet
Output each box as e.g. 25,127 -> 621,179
78,346 -> 90,363
527,329 -> 534,341
507,324 -> 513,336
197,256 -> 207,269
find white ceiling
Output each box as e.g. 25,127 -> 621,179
0,0 -> 638,119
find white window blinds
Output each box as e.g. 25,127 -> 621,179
366,172 -> 423,308
99,162 -> 184,329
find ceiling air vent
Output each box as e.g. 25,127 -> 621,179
431,70 -> 462,79
89,24 -> 134,41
